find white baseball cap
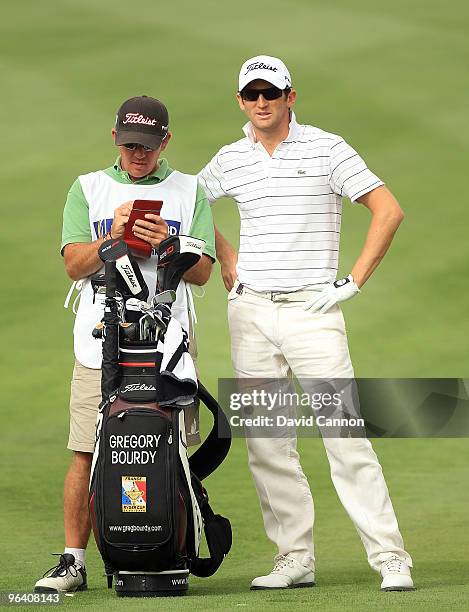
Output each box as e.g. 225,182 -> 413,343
238,55 -> 292,92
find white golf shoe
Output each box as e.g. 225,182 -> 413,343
251,555 -> 315,590
380,555 -> 414,591
34,553 -> 87,593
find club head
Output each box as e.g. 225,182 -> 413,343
152,290 -> 177,305
147,309 -> 166,342
154,303 -> 172,322
126,298 -> 149,312
149,310 -> 168,334
124,297 -> 145,325
139,313 -> 157,341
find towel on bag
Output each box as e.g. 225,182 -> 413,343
155,317 -> 198,406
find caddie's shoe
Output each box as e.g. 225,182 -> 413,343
380,556 -> 414,591
34,554 -> 87,593
251,555 -> 315,590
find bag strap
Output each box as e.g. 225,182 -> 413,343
189,476 -> 232,578
164,338 -> 186,373
189,381 -> 231,481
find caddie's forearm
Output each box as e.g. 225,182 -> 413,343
63,238 -> 107,281
215,226 -> 237,264
183,254 -> 213,286
351,208 -> 404,288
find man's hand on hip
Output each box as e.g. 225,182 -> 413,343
303,275 -> 360,314
220,249 -> 238,291
133,213 -> 169,248
214,226 -> 238,291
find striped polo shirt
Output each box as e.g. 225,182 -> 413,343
198,112 -> 383,291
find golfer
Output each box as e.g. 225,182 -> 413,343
198,55 -> 414,591
34,95 -> 215,593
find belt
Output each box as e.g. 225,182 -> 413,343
235,282 -> 324,303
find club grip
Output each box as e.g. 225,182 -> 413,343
105,261 -> 117,297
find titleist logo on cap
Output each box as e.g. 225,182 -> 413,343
244,61 -> 278,75
123,113 -> 157,126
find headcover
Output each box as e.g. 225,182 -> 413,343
99,238 -> 149,301
157,235 -> 206,293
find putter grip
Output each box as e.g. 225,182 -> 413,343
105,261 -> 117,297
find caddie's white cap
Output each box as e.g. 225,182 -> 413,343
238,55 -> 292,92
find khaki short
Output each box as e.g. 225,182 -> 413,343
68,336 -> 201,452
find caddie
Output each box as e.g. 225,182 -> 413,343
34,95 -> 215,593
198,55 -> 414,592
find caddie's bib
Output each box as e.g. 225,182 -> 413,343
73,170 -> 197,369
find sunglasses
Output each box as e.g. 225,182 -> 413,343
122,143 -> 156,152
240,86 -> 285,101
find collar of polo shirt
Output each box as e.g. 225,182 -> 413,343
242,110 -> 302,145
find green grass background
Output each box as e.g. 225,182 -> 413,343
1,0 -> 468,609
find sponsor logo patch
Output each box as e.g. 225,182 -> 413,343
122,476 -> 147,512
245,61 -> 278,75
116,255 -> 142,294
93,217 -> 180,257
166,220 -> 181,236
93,218 -> 113,239
334,276 -> 351,288
122,113 -> 157,126
122,383 -> 157,393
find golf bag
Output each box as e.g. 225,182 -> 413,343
89,236 -> 232,596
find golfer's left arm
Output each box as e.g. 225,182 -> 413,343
351,185 -> 404,288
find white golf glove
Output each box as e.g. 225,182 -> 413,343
303,274 -> 360,314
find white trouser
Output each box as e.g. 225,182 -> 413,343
228,283 -> 412,572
